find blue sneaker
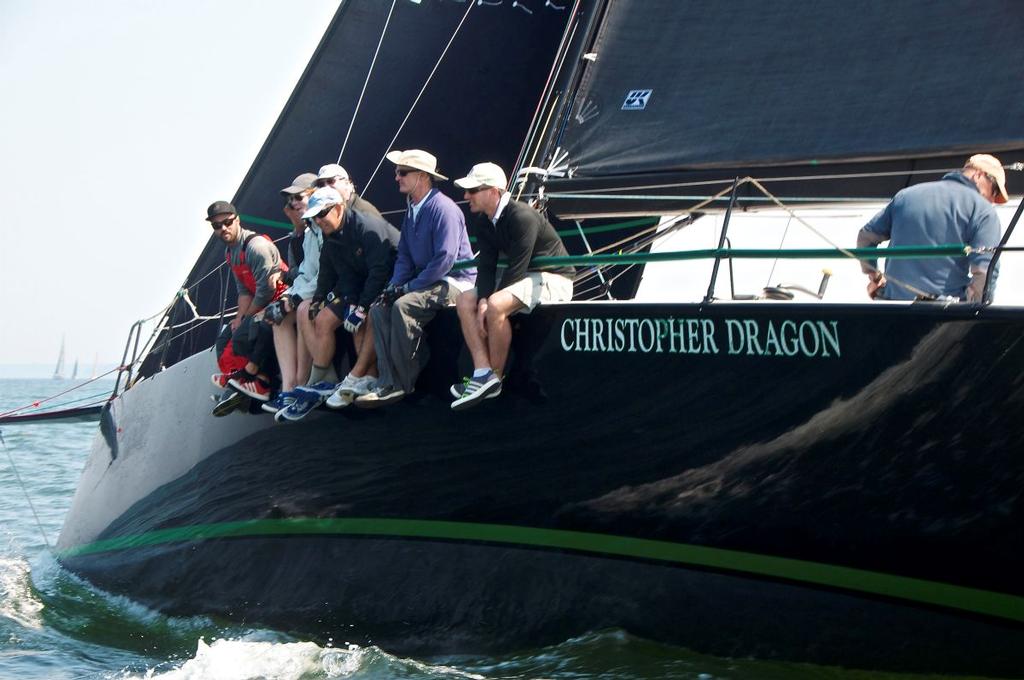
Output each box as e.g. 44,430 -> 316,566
299,380 -> 337,397
276,388 -> 324,422
261,390 -> 298,415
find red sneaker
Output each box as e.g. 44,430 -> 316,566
211,373 -> 229,389
228,374 -> 272,401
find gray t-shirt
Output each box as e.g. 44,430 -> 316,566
226,228 -> 283,310
863,172 -> 1001,300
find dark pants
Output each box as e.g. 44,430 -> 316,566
231,316 -> 276,370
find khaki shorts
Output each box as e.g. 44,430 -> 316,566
492,272 -> 573,313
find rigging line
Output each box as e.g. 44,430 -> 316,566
361,0 -> 476,195
0,431 -> 51,550
572,212 -> 705,288
338,0 -> 399,162
543,164 -> 984,197
584,184 -> 737,257
745,177 -> 932,299
765,214 -> 795,287
512,0 -> 582,185
0,367 -> 123,419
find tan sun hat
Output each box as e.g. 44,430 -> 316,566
385,149 -> 447,180
966,154 -> 1009,204
454,162 -> 508,190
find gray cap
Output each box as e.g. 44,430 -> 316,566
280,172 -> 318,196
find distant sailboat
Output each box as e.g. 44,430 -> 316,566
52,336 -> 66,380
71,359 -> 79,381
90,353 -> 98,379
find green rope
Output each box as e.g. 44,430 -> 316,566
450,244 -> 969,271
239,214 -> 293,231
238,213 -> 658,240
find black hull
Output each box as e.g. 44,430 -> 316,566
58,302 -> 1024,675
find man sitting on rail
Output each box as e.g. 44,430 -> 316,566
278,186 -> 401,420
856,154 -> 1008,302
356,149 -> 476,408
207,200 -> 288,407
450,163 -> 574,410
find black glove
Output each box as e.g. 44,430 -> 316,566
376,283 -> 406,307
282,268 -> 298,286
308,297 -> 325,322
263,299 -> 287,325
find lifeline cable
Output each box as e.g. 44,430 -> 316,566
0,430 -> 52,550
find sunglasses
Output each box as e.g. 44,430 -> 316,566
395,168 -> 416,177
314,177 -> 337,188
313,206 -> 334,220
286,193 -> 306,203
465,186 -> 485,195
210,216 -> 237,230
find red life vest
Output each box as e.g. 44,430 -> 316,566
226,234 -> 289,305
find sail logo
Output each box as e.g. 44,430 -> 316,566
622,89 -> 652,110
560,317 -> 841,359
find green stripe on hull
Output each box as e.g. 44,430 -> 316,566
59,518 -> 1024,623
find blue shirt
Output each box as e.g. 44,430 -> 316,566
863,172 -> 1001,300
390,188 -> 476,291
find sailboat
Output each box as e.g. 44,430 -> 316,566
56,1 -> 1024,676
52,335 -> 66,380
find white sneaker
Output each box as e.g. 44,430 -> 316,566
326,374 -> 359,409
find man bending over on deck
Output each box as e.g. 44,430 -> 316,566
355,149 -> 476,408
207,200 -> 288,405
451,163 -> 574,410
278,187 -> 401,421
856,154 -> 1007,302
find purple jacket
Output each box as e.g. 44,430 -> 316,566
390,188 -> 476,291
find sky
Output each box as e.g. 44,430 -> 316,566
0,0 -> 339,373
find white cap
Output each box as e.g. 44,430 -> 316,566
454,162 -> 508,190
317,163 -> 350,181
302,187 -> 344,219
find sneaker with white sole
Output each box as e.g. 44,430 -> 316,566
354,385 -> 405,409
326,377 -> 356,409
299,380 -> 338,398
450,376 -> 502,400
228,374 -> 273,401
277,388 -> 324,422
212,389 -> 247,417
451,372 -> 502,411
261,390 -> 298,414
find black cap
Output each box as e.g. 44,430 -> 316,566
206,200 -> 236,221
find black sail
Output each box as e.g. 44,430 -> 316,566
541,0 -> 1024,217
143,0 -> 573,375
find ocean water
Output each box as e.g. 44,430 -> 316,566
0,379 -> 994,679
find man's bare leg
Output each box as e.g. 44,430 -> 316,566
272,311 -> 299,391
456,290 -> 491,370
484,290 -> 526,378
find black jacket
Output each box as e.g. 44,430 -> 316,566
315,207 -> 401,308
288,195 -> 380,271
471,199 -> 574,299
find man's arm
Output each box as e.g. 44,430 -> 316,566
405,201 -> 466,291
496,208 -> 539,291
244,239 -> 282,312
966,207 -> 1003,302
357,226 -> 397,308
856,226 -> 888,299
314,242 -> 339,301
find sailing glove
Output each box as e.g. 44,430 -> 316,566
343,305 -> 367,334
